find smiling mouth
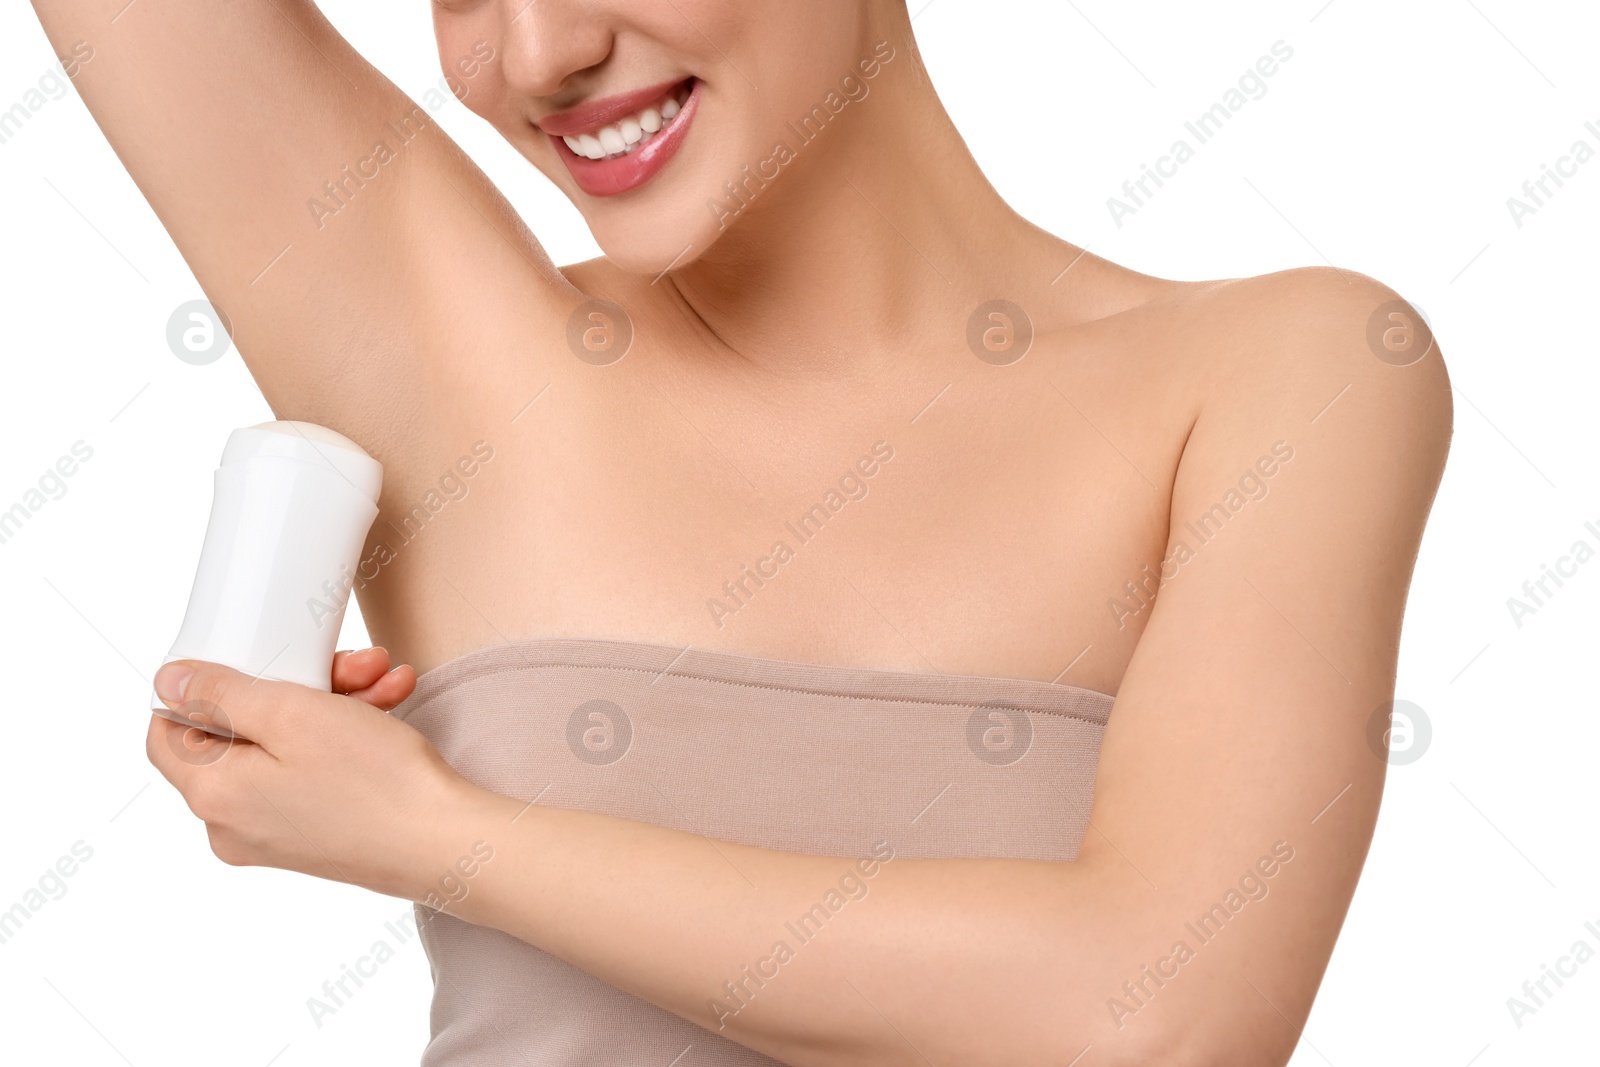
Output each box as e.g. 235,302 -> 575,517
555,81 -> 694,162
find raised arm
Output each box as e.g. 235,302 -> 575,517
28,0 -> 574,464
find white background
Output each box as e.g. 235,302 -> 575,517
1,0 -> 1595,1063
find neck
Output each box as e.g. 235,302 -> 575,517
663,10 -> 1052,376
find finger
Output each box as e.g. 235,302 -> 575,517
332,647 -> 392,694
343,664 -> 417,711
147,713 -> 199,792
154,660 -> 306,750
146,712 -> 265,813
147,711 -> 256,777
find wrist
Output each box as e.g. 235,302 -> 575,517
409,778 -> 524,918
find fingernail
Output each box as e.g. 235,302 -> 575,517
155,664 -> 193,704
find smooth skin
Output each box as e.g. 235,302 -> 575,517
32,0 -> 1451,1063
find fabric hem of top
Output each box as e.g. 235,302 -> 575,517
391,636 -> 1115,728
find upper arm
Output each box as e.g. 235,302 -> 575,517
1081,269 -> 1451,1060
29,0 -> 574,459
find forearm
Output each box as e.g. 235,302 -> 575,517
437,784 -> 1155,1067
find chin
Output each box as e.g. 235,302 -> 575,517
590,223 -> 715,277
580,172 -> 739,277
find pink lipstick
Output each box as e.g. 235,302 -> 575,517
542,78 -> 700,198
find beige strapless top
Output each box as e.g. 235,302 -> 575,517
392,637 -> 1114,1066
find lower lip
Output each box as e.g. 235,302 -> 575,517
548,80 -> 701,198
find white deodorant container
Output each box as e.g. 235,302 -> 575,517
151,421 -> 383,732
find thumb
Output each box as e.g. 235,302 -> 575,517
153,660 -> 307,747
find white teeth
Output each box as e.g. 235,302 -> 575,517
564,84 -> 690,161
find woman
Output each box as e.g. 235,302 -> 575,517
31,0 -> 1451,1063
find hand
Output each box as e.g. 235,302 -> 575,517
146,648 -> 485,903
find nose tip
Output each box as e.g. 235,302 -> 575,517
498,0 -> 616,101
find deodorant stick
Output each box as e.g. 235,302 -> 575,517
151,421 -> 383,733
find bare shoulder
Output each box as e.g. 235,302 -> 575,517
1205,266 -> 1447,405
1154,266 -> 1452,466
